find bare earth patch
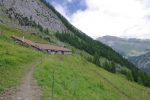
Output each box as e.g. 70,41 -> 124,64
0,63 -> 42,100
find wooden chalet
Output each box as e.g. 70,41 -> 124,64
12,36 -> 72,55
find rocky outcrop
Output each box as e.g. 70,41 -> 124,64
0,0 -> 68,32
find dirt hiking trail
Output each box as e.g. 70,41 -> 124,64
0,62 -> 42,100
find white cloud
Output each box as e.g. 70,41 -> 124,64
67,0 -> 73,3
54,0 -> 150,39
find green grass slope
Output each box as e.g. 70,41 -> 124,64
35,55 -> 150,100
0,25 -> 43,93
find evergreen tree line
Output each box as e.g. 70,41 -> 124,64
93,52 -> 116,73
41,0 -> 150,87
55,32 -> 150,87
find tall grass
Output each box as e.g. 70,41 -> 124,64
34,55 -> 150,100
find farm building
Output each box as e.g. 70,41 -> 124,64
12,36 -> 72,55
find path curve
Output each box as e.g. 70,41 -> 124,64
0,62 -> 42,100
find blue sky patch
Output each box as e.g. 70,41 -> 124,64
46,0 -> 87,15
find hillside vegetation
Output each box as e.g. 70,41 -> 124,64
35,55 -> 150,100
0,0 -> 150,99
0,25 -> 43,93
0,0 -> 150,87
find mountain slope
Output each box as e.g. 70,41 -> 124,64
0,0 -> 141,70
0,25 -> 150,99
35,55 -> 150,100
129,53 -> 150,73
0,0 -> 68,32
0,0 -> 134,74
0,0 -> 150,97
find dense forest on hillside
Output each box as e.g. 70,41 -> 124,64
40,0 -> 150,87
55,32 -> 150,87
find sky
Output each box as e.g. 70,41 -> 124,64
47,0 -> 150,39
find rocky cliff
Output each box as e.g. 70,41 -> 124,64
0,0 -> 68,32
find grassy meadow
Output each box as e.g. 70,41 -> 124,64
0,25 -> 43,93
34,55 -> 150,100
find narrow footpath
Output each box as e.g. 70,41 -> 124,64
0,62 -> 42,100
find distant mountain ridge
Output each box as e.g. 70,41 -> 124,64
97,35 -> 150,73
97,35 -> 150,57
129,52 -> 150,73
